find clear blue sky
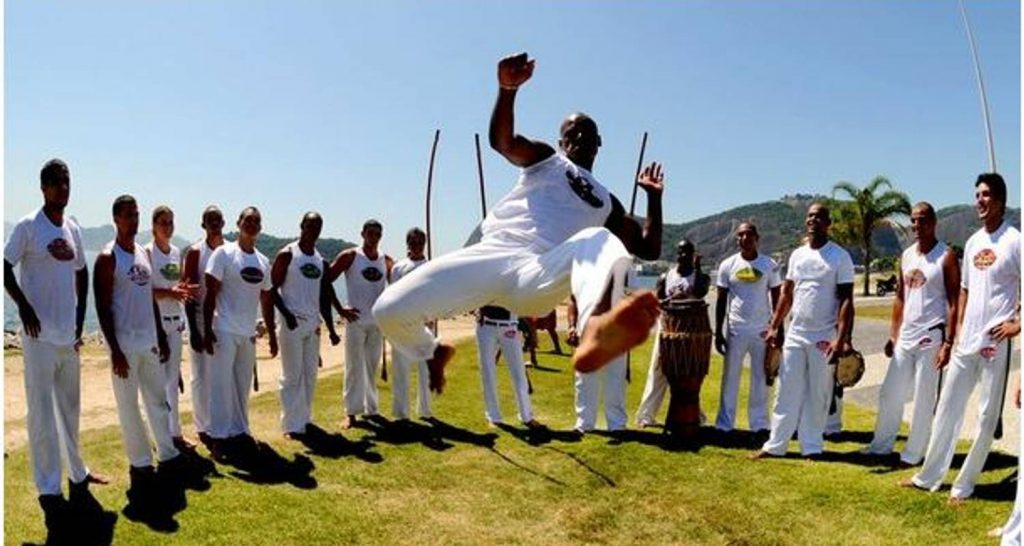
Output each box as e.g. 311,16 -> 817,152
6,1 -> 1020,255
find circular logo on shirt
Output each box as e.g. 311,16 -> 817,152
904,269 -> 926,289
46,238 -> 75,262
735,266 -> 764,283
160,263 -> 181,281
361,267 -> 383,282
127,265 -> 150,286
300,263 -> 322,279
565,170 -> 604,208
972,248 -> 996,270
240,266 -> 265,284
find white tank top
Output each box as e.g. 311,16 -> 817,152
345,247 -> 387,325
898,242 -> 949,348
664,268 -> 696,300
481,153 -> 613,252
109,241 -> 158,353
146,242 -> 183,318
280,241 -> 324,333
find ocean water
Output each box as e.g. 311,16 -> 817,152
5,252 -> 657,334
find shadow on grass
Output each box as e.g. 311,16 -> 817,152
30,485 -> 119,545
363,416 -> 498,452
972,469 -> 1017,502
292,424 -> 383,464
542,445 -> 617,487
496,423 -> 583,446
216,436 -> 317,490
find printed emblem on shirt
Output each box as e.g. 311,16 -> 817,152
919,337 -> 933,347
904,269 -> 926,289
361,267 -> 383,282
300,263 -> 322,279
160,263 -> 181,281
972,248 -> 996,270
127,265 -> 150,286
240,266 -> 265,284
734,266 -> 763,283
565,170 -> 604,208
46,238 -> 75,262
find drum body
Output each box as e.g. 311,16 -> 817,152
658,300 -> 712,438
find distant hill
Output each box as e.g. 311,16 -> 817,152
221,231 -> 356,259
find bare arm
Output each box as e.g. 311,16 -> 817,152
153,299 -> 169,363
714,286 -> 729,355
75,266 -> 88,344
605,169 -> 664,261
203,274 -> 221,354
261,290 -> 278,357
320,259 -> 340,345
935,249 -> 961,367
328,249 -> 356,283
830,282 -> 855,360
566,296 -> 579,347
766,280 -> 794,347
94,252 -> 129,377
488,53 -> 555,168
183,248 -> 204,350
270,249 -> 296,330
885,269 -> 905,358
5,260 -> 41,338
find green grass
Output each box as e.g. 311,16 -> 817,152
856,304 -> 894,322
4,337 -> 1015,545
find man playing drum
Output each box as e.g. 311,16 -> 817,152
713,223 -> 782,437
752,203 -> 854,459
635,240 -> 711,439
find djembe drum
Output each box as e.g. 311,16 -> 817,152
659,299 -> 712,440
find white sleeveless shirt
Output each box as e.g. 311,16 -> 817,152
109,241 -> 158,353
146,242 -> 183,318
481,153 -> 613,252
279,241 -> 324,334
898,241 -> 949,349
345,247 -> 387,325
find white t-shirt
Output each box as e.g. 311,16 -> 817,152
205,241 -> 271,337
717,252 -> 782,335
481,153 -> 613,253
786,241 -> 855,344
278,241 -> 324,335
391,256 -> 427,283
664,268 -> 697,300
146,242 -> 183,318
3,208 -> 87,346
345,247 -> 387,325
109,241 -> 158,353
898,242 -> 949,349
958,222 -> 1021,355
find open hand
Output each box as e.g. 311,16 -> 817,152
112,349 -> 130,378
636,161 -> 665,196
990,319 -> 1021,343
19,304 -> 41,338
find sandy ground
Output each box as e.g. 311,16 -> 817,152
3,313 -> 491,452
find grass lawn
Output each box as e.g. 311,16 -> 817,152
855,304 -> 894,322
4,337 -> 1016,545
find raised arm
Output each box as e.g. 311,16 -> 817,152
605,162 -> 664,260
489,53 -> 555,168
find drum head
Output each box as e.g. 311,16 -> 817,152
835,350 -> 865,388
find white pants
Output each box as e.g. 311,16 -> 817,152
575,355 -> 628,431
715,329 -> 770,432
344,321 -> 383,416
475,321 -> 534,424
865,341 -> 941,464
21,336 -> 91,496
390,342 -> 432,419
278,325 -> 320,433
635,322 -> 668,424
912,341 -> 1010,498
207,330 -> 256,439
762,338 -> 835,456
189,342 -> 211,435
111,348 -> 179,468
160,317 -> 185,437
373,227 -> 633,363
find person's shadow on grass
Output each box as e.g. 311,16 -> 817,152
364,416 -> 498,451
218,437 -> 317,490
28,484 -> 119,546
292,424 -> 383,464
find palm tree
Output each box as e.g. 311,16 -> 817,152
830,176 -> 912,296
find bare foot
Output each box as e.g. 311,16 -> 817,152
987,526 -> 1004,538
427,344 -> 456,394
341,415 -> 357,430
84,472 -> 110,485
946,496 -> 967,507
573,290 -> 660,373
749,450 -> 779,460
897,478 -> 926,490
